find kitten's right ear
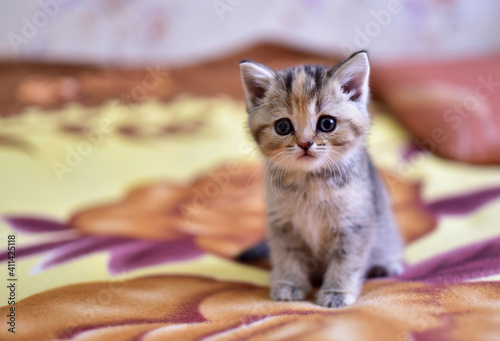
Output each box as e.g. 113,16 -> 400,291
239,60 -> 275,110
332,51 -> 370,104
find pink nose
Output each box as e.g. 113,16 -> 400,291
298,140 -> 313,151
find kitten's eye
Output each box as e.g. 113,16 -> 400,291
317,116 -> 336,133
274,118 -> 294,135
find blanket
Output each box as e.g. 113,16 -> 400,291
1,95 -> 500,340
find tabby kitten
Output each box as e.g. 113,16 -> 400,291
239,51 -> 403,308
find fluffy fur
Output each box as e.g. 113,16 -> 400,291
239,51 -> 403,308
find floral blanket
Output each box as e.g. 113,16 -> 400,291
1,97 -> 500,341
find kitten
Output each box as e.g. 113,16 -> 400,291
239,51 -> 403,308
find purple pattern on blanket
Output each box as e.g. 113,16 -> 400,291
3,185 -> 500,279
32,236 -> 137,273
0,239 -> 75,262
3,216 -> 71,233
1,215 -> 206,274
402,142 -> 427,162
108,238 -> 204,275
399,236 -> 500,283
426,186 -> 500,216
400,146 -> 500,216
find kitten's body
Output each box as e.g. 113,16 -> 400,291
239,52 -> 403,308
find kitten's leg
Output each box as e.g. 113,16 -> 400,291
367,220 -> 403,278
268,223 -> 312,302
368,170 -> 404,277
316,231 -> 371,308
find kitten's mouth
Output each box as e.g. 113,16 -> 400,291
298,153 -> 315,160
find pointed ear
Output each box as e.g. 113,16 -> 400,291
333,51 -> 370,104
239,60 -> 275,110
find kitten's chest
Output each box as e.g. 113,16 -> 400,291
277,181 -> 349,250
291,202 -> 331,251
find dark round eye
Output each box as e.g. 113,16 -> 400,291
274,118 -> 294,135
317,116 -> 336,133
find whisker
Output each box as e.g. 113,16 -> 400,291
248,99 -> 279,113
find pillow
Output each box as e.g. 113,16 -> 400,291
371,56 -> 500,164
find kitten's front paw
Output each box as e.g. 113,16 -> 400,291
270,282 -> 309,302
316,290 -> 357,308
388,262 -> 404,276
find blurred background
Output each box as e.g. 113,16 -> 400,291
1,0 -> 500,159
2,1 -> 500,339
1,0 -> 500,160
1,1 -> 500,334
3,0 -> 500,64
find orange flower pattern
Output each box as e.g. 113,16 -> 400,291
1,275 -> 500,341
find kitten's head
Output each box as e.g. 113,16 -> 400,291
239,51 -> 371,174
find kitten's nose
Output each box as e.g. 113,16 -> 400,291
298,140 -> 313,151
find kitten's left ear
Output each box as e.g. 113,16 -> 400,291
333,51 -> 370,104
239,60 -> 275,110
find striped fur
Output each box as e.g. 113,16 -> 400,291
239,51 -> 403,308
